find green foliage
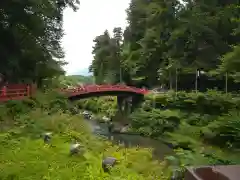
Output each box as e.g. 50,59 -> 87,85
130,109 -> 182,137
0,111 -> 169,179
78,89 -> 240,170
170,147 -> 236,168
58,75 -> 94,87
0,0 -> 80,84
89,0 -> 240,90
75,97 -> 117,118
148,90 -> 239,115
0,92 -> 171,180
90,29 -> 123,84
219,45 -> 240,82
202,111 -> 240,148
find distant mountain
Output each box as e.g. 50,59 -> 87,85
59,75 -> 94,86
75,68 -> 92,76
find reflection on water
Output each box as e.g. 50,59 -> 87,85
86,119 -> 173,160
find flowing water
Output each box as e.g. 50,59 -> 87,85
85,119 -> 173,160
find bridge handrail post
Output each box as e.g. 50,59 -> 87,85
2,86 -> 7,97
26,85 -> 30,97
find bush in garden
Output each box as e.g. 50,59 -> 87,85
147,90 -> 239,115
129,109 -> 182,137
183,113 -> 217,126
202,111 -> 240,148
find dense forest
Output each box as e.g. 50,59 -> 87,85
90,0 -> 240,91
0,0 -> 80,85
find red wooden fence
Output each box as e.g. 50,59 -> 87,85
0,84 -> 36,102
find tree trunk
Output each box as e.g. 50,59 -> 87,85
175,68 -> 178,92
195,69 -> 198,93
225,72 -> 228,94
119,66 -> 122,83
169,71 -> 172,90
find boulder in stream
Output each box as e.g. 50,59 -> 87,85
120,125 -> 130,133
82,111 -> 91,119
102,116 -> 110,122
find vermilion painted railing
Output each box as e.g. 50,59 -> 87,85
0,84 -> 36,102
0,84 -> 148,102
61,84 -> 149,96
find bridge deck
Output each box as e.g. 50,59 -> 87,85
62,85 -> 149,99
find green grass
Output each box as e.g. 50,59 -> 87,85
0,109 -> 170,180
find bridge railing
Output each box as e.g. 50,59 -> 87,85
61,84 -> 149,95
0,84 -> 36,102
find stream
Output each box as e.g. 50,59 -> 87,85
84,117 -> 173,160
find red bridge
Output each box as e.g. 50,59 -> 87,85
0,84 -> 149,102
61,84 -> 149,100
0,84 -> 36,102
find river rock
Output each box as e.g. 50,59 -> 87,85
120,125 -> 130,133
102,116 -> 110,122
70,143 -> 82,155
82,111 -> 91,119
89,114 -> 94,120
102,157 -> 117,172
42,132 -> 52,143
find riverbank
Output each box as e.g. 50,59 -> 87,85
0,91 -> 171,179
76,90 -> 240,167
83,116 -> 174,160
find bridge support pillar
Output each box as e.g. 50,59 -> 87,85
131,95 -> 144,112
116,96 -> 130,124
117,96 -> 125,113
114,95 -> 144,124
117,95 -> 144,114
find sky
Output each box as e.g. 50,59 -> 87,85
62,0 -> 130,75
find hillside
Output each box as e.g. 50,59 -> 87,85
0,92 -> 168,179
59,75 -> 94,86
75,68 -> 93,76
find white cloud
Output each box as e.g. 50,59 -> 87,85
62,0 -> 130,75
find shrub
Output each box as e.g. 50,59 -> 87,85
75,97 -> 117,117
147,90 -> 239,115
202,111 -> 240,148
130,109 -> 182,137
5,100 -> 31,118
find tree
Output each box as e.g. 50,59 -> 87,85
0,0 -> 80,85
90,0 -> 240,91
90,28 -> 124,84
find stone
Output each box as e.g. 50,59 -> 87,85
82,111 -> 91,119
102,157 -> 117,172
102,116 -> 110,122
70,143 -> 82,155
42,132 -> 52,143
120,125 -> 130,133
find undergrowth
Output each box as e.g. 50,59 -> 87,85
0,91 -> 170,180
77,90 -> 240,166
